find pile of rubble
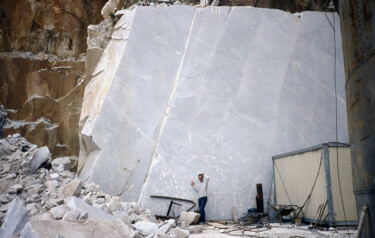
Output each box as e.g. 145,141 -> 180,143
0,134 -> 201,237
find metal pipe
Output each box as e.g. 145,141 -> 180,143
338,1 -> 375,237
357,205 -> 368,238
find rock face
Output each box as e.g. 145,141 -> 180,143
0,0 -> 107,57
79,6 -> 348,220
0,52 -> 85,157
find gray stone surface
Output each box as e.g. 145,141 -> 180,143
67,197 -> 117,220
0,197 -> 29,237
25,146 -> 50,174
79,6 -> 348,220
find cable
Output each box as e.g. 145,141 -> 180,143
325,11 -> 350,235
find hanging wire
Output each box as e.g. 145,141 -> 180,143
325,10 -> 350,235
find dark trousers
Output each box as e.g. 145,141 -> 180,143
198,196 -> 208,223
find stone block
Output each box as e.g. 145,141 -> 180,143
62,180 -> 82,197
0,197 -> 29,237
180,211 -> 200,226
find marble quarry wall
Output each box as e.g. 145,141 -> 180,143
79,6 -> 348,220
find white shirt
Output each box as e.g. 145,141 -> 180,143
192,176 -> 209,198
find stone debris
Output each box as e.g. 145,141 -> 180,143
180,211 -> 200,226
52,157 -> 72,172
0,135 -> 200,237
67,197 -> 117,220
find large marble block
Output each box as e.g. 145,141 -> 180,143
79,6 -> 348,220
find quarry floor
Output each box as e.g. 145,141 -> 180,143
189,223 -> 357,237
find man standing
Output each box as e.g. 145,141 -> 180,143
191,173 -> 209,224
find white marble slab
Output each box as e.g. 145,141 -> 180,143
79,6 -> 348,220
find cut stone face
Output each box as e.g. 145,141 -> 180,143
79,6 -> 348,220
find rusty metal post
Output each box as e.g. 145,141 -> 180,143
338,1 -> 375,237
256,183 -> 264,213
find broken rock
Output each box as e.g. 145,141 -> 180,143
52,157 -> 72,172
8,184 -> 23,194
24,146 -> 50,174
180,211 -> 200,226
134,221 -> 158,236
62,180 -> 82,197
50,205 -> 70,220
67,197 -> 116,220
157,219 -> 175,234
0,197 -> 29,238
173,227 -> 190,238
62,209 -> 81,220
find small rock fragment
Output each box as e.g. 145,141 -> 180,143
180,211 -> 200,226
8,184 -> 23,194
61,180 -> 82,197
174,227 -> 190,238
134,221 -> 158,236
50,205 -> 70,220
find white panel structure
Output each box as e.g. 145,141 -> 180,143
79,6 -> 348,220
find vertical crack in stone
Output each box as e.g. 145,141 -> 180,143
137,8 -> 198,203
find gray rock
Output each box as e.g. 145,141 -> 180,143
173,228 -> 190,238
67,197 -> 117,220
157,219 -> 175,233
0,197 -> 29,237
20,220 -> 139,238
8,184 -> 23,194
52,157 -> 72,172
50,205 -> 70,220
61,180 -> 82,197
138,209 -> 152,222
24,147 -> 50,174
50,173 -> 60,179
186,225 -> 203,234
95,197 -> 105,204
179,211 -> 200,226
109,196 -> 124,213
0,196 -> 10,203
134,221 -> 158,236
0,203 -> 10,212
6,173 -> 17,179
118,214 -> 132,225
62,210 -> 81,220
